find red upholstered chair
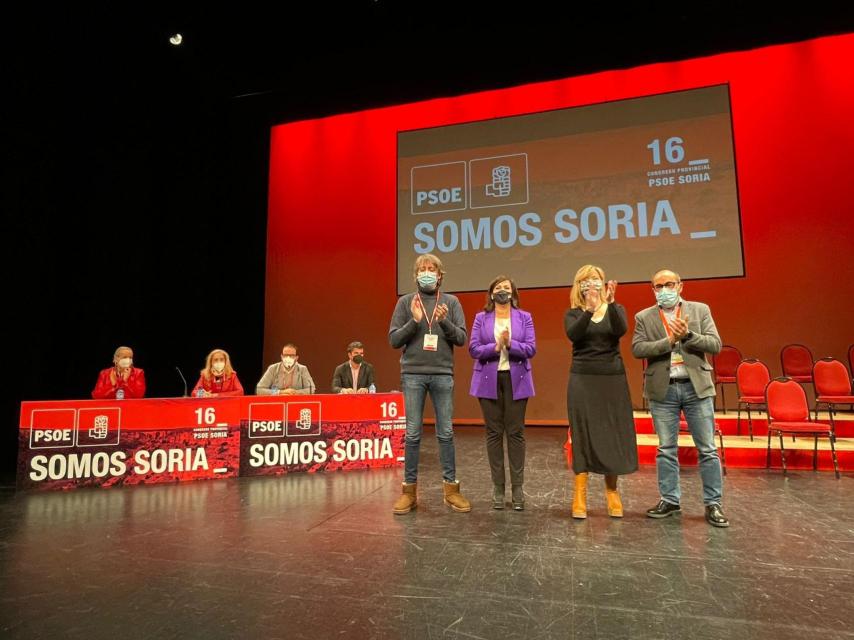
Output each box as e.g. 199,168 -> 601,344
813,357 -> 854,424
678,414 -> 727,475
765,377 -> 839,478
736,359 -> 770,441
780,344 -> 814,384
712,345 -> 742,413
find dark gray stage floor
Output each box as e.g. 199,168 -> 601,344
0,426 -> 852,639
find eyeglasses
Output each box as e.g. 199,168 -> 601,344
653,281 -> 680,292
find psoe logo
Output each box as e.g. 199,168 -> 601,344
470,153 -> 529,209
410,161 -> 467,215
89,415 -> 110,439
77,407 -> 121,447
286,402 -> 322,437
485,165 -> 512,197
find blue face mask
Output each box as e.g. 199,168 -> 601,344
417,272 -> 438,291
655,289 -> 680,308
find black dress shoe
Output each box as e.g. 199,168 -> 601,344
705,504 -> 730,528
646,500 -> 681,518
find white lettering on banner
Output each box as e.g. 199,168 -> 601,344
415,188 -> 463,207
414,213 -> 542,253
554,200 -> 680,243
32,429 -> 74,444
247,438 -> 394,468
248,441 -> 329,467
132,448 -> 209,474
250,420 -> 283,433
331,438 -> 393,462
413,200 -> 682,253
29,452 -> 128,481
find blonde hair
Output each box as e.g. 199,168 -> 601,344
201,348 -> 235,381
412,253 -> 445,282
570,264 -> 605,309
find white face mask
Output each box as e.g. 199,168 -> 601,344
212,361 -> 226,373
282,356 -> 296,368
579,278 -> 603,292
117,357 -> 132,369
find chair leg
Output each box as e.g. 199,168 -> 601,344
747,404 -> 754,442
830,434 -> 840,479
766,431 -> 772,469
721,384 -> 727,414
779,432 -> 788,476
737,403 -> 742,436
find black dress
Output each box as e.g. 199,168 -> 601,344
565,303 -> 638,475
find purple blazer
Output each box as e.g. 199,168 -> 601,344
468,307 -> 536,400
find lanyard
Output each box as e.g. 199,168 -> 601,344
415,292 -> 441,335
657,304 -> 682,340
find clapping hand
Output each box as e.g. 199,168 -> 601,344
604,280 -> 617,303
669,316 -> 691,342
434,303 -> 449,322
410,296 -> 424,322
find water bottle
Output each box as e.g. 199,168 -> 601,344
368,383 -> 376,394
270,384 -> 279,396
196,388 -> 206,398
115,388 -> 125,400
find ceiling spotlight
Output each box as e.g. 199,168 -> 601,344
169,33 -> 183,46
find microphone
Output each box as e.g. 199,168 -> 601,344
175,366 -> 189,397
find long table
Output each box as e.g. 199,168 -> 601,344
18,393 -> 406,491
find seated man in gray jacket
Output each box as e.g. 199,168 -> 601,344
256,343 -> 316,395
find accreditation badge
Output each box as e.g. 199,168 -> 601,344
670,351 -> 685,366
423,334 -> 439,351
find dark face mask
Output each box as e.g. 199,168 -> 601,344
352,355 -> 364,365
493,291 -> 512,305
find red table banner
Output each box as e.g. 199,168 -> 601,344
239,392 -> 406,476
18,393 -> 406,490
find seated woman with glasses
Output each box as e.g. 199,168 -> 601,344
192,349 -> 244,397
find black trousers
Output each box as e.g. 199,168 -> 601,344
478,371 -> 528,486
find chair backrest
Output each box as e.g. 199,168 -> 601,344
736,359 -> 771,397
765,377 -> 810,422
713,345 -> 742,378
813,357 -> 852,396
848,344 -> 854,379
780,344 -> 814,378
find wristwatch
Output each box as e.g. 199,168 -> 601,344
682,331 -> 694,341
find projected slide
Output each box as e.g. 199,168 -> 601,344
397,85 -> 742,293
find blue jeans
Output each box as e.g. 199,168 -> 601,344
649,381 -> 723,506
401,373 -> 456,483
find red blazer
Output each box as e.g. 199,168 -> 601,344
192,372 -> 244,397
92,367 -> 146,399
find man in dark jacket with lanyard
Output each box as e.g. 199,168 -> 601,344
389,253 -> 471,514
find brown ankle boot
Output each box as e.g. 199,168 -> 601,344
443,481 -> 472,512
393,482 -> 417,515
572,472 -> 588,519
605,475 -> 623,518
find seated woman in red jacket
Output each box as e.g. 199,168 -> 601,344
92,346 -> 146,399
192,348 -> 244,397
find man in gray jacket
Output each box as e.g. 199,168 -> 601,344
632,269 -> 729,527
255,343 -> 316,395
389,253 -> 471,515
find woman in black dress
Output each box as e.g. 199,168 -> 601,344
565,265 -> 637,519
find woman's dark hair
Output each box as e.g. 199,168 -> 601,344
483,275 -> 519,311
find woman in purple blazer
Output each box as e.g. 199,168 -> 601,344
469,275 -> 536,510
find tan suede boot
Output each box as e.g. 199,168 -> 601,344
605,475 -> 623,518
571,472 -> 588,519
392,482 -> 417,515
443,481 -> 472,512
